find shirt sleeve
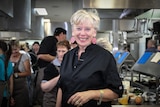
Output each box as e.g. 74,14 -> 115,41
43,63 -> 59,81
38,37 -> 57,56
104,55 -> 124,97
0,59 -> 5,81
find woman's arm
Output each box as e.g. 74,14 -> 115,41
9,75 -> 15,106
56,88 -> 62,107
9,75 -> 13,97
37,54 -> 55,62
67,89 -> 119,106
15,59 -> 31,77
89,89 -> 118,101
41,75 -> 60,92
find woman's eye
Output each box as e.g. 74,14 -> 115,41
76,28 -> 82,31
85,28 -> 91,31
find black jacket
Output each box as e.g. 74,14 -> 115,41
59,44 -> 123,107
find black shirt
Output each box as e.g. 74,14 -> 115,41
37,36 -> 58,68
43,63 -> 59,81
145,47 -> 157,53
59,44 -> 123,107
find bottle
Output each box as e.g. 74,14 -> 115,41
118,89 -> 129,105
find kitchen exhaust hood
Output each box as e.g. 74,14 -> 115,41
82,0 -> 160,9
0,0 -> 13,17
135,9 -> 160,19
7,0 -> 31,32
0,0 -> 31,32
82,0 -> 160,32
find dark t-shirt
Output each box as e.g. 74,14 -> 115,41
145,47 -> 157,53
43,63 -> 59,81
37,36 -> 58,68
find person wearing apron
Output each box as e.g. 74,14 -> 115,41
41,40 -> 70,107
10,40 -> 31,107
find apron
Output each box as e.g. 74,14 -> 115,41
43,87 -> 58,107
43,65 -> 60,107
12,55 -> 29,107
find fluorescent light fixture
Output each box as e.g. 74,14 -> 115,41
44,19 -> 51,22
34,8 -> 48,16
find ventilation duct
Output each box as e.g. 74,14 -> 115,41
135,9 -> 160,19
7,0 -> 31,32
0,0 -> 13,31
31,16 -> 44,39
83,0 -> 160,9
44,21 -> 71,40
0,0 -> 13,17
98,19 -> 135,32
82,0 -> 160,19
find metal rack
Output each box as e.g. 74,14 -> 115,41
131,52 -> 160,104
115,52 -> 136,79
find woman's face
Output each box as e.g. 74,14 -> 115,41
11,45 -> 20,57
72,20 -> 96,48
57,46 -> 68,62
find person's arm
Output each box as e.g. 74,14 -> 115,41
14,59 -> 31,77
41,75 -> 60,92
37,54 -> 55,62
56,88 -> 62,107
9,75 -> 15,106
67,89 -> 118,106
89,89 -> 118,101
9,75 -> 13,97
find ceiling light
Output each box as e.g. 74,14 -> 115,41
44,19 -> 51,22
34,8 -> 48,16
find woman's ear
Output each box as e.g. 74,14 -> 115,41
93,29 -> 97,37
72,31 -> 75,37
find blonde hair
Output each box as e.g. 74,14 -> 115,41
70,9 -> 100,30
96,38 -> 113,52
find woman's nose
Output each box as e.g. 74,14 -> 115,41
80,29 -> 86,35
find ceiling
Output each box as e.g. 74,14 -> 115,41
34,0 -> 160,23
35,0 -> 73,22
1,0 -> 160,40
34,0 -> 145,22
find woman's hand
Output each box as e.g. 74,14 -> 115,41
67,90 -> 94,106
10,97 -> 15,106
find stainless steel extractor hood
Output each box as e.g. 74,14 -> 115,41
7,0 -> 31,32
82,0 -> 160,32
83,0 -> 160,9
82,0 -> 160,19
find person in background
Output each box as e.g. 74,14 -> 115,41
9,40 -> 31,107
28,42 -> 40,106
0,40 -> 14,107
96,37 -> 113,53
123,46 -> 130,52
56,9 -> 123,107
157,44 -> 160,52
41,40 -> 70,107
70,41 -> 78,50
145,39 -> 157,52
20,42 -> 35,106
34,27 -> 67,106
31,41 -> 40,55
29,41 -> 40,72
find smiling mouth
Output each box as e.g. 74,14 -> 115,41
79,38 -> 88,42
